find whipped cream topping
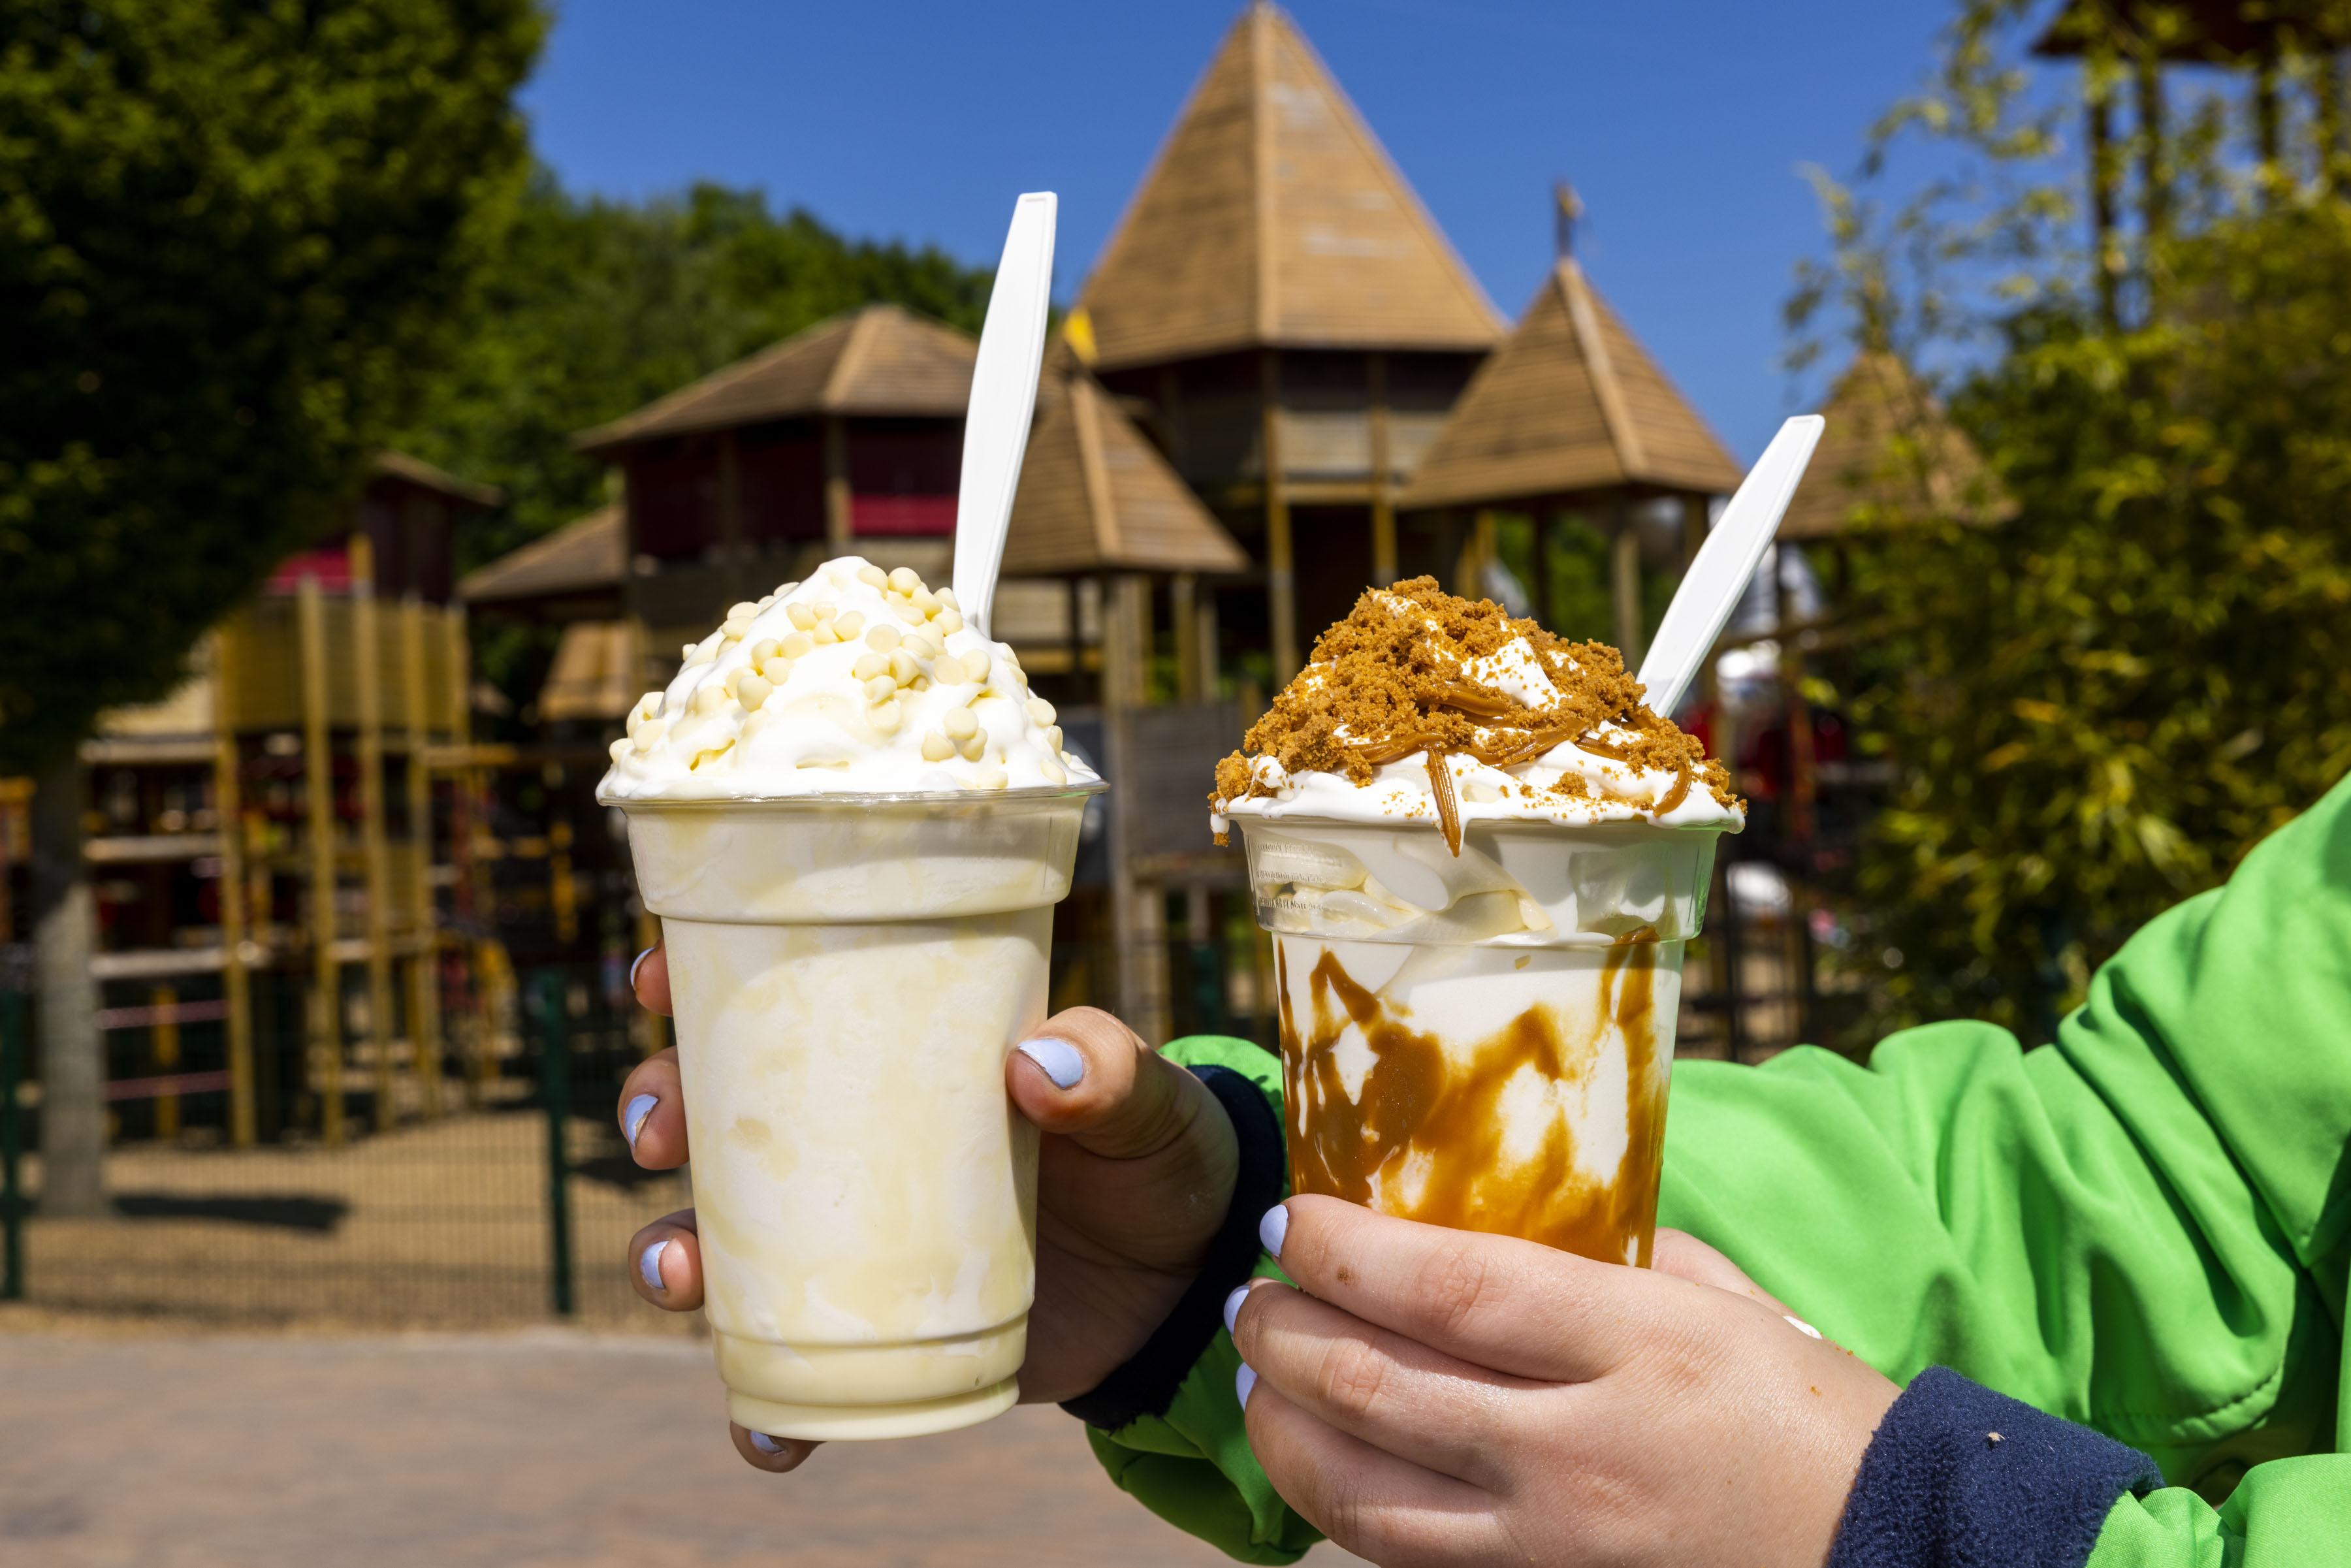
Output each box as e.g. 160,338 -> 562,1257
597,556 -> 1098,801
1211,580 -> 1741,844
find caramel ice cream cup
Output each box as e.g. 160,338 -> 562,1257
1236,814 -> 1723,1267
617,786 -> 1100,1440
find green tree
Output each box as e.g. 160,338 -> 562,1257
1796,1 -> 2351,1042
396,178 -> 995,575
0,0 -> 543,775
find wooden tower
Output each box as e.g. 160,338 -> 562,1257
1071,0 -> 1505,684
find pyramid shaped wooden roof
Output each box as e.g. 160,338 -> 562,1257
574,304 -> 974,453
1002,345 -> 1251,577
1778,352 -> 2011,539
1072,2 -> 1503,372
1398,259 -> 1742,511
457,504 -> 625,605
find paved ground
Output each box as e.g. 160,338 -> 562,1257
0,1328 -> 1367,1567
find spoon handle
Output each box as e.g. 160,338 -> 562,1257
952,191 -> 1057,638
1636,415 -> 1825,718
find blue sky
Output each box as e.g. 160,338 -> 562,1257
522,1 -> 2004,463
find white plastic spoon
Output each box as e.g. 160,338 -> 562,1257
951,191 -> 1057,638
1634,414 -> 1826,717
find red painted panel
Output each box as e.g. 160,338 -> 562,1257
266,545 -> 353,594
851,494 -> 959,536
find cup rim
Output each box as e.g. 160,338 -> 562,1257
598,779 -> 1108,811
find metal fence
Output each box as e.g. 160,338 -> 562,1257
0,967 -> 687,1328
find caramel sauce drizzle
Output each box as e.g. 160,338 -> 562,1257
1275,939 -> 1669,1266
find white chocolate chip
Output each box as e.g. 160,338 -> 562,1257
865,623 -> 901,652
632,717 -> 667,752
759,655 -> 793,683
609,737 -> 629,761
750,638 -> 781,665
904,632 -> 942,659
870,699 -> 903,735
864,675 -> 897,704
888,649 -> 920,684
960,650 -> 991,685
736,674 -> 773,711
1040,756 -> 1066,784
920,732 -> 957,762
787,603 -> 818,631
728,601 -> 759,622
888,566 -> 921,595
852,652 -> 889,681
692,685 -> 728,715
935,587 -> 961,611
779,631 -> 814,659
941,708 -> 978,741
1044,725 -> 1063,751
1463,776 -> 1501,803
971,761 -> 1006,790
959,732 -> 987,763
1026,697 -> 1056,726
814,603 -> 837,622
891,601 -> 925,624
932,654 -> 968,684
911,588 -> 941,615
856,564 -> 888,590
773,581 -> 799,598
834,611 -> 865,639
935,609 -> 965,635
811,622 -> 839,645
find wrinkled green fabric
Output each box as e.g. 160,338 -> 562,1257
1083,775 -> 2351,1564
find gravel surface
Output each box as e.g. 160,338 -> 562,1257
0,1328 -> 1366,1567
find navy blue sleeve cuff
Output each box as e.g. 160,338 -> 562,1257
1057,1063 -> 1285,1430
1828,1365 -> 2163,1568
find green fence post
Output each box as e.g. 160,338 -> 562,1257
2,990 -> 26,1301
537,972 -> 575,1317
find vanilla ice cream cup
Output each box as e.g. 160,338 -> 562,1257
1235,813 -> 1723,1268
622,784 -> 1100,1440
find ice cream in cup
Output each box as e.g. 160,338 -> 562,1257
1211,577 -> 1741,1268
600,556 -> 1103,1441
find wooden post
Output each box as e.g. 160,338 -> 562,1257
350,536 -> 398,1134
152,985 -> 180,1140
1172,574 -> 1200,703
1533,510 -> 1556,631
1104,574 -> 1168,1046
1680,494 -> 1714,708
1260,352 -> 1298,684
1367,351 -> 1396,587
296,574 -> 345,1145
823,417 -> 853,556
1194,584 -> 1220,703
400,599 -> 443,1121
212,623 -> 257,1147
1610,496 -> 1644,670
550,816 -> 577,945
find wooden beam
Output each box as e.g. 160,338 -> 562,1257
211,625 -> 256,1147
350,536 -> 398,1134
295,574 -> 345,1145
1172,573 -> 1200,703
1368,351 -> 1396,586
1262,351 -> 1298,683
400,598 -> 443,1122
824,416 -> 853,555
1610,494 -> 1644,671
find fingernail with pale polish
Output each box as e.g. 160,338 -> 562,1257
1258,1205 -> 1288,1258
1235,1364 -> 1258,1406
624,1093 -> 658,1147
1017,1037 -> 1084,1090
1223,1284 -> 1250,1336
639,1239 -> 668,1293
748,1431 -> 784,1454
629,947 -> 656,992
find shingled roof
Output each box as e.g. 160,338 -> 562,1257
1072,1 -> 1503,372
573,304 -> 975,453
1002,344 -> 1250,577
1398,259 -> 1741,511
457,504 -> 626,605
1778,352 -> 2011,539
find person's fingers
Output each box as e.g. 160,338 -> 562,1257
1008,1006 -> 1225,1164
1652,1226 -> 1799,1317
1263,1194 -> 1657,1384
625,1209 -> 703,1312
631,942 -> 672,1017
1241,1371 -> 1505,1567
1229,1279 -> 1530,1487
729,1423 -> 820,1473
616,1048 -> 687,1170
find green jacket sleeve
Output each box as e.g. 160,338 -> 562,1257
1661,769 -> 2351,1564
1081,1032 -> 1323,1565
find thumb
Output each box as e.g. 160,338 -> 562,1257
1008,1007 -> 1219,1161
1652,1226 -> 1803,1320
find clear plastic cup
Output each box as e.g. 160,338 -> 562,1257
1233,814 -> 1725,1267
614,785 -> 1102,1439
